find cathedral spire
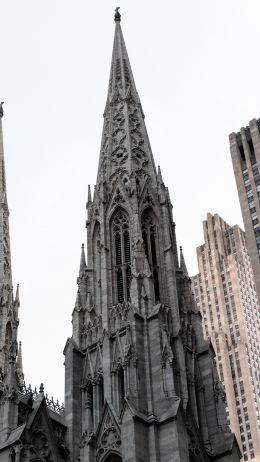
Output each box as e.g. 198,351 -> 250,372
0,107 -> 21,376
0,104 -> 12,287
108,9 -> 138,99
96,11 -> 157,192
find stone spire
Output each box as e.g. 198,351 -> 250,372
179,246 -> 188,277
96,11 -> 157,192
0,104 -> 12,288
0,107 -> 21,377
16,341 -> 24,387
79,244 -> 86,277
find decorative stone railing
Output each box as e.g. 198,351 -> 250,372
19,382 -> 65,415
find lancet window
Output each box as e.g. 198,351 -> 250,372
93,222 -> 101,313
112,210 -> 131,304
83,373 -> 105,432
141,210 -> 160,302
118,365 -> 125,410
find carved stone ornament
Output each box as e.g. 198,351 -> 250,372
112,188 -> 125,207
213,379 -> 226,403
30,428 -> 52,461
80,429 -> 95,448
96,413 -> 121,461
1,384 -> 18,403
109,302 -> 131,332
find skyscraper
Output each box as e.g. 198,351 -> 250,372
191,213 -> 260,462
0,11 -> 240,462
230,119 -> 260,304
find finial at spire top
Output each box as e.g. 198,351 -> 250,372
114,6 -> 121,22
0,102 -> 4,118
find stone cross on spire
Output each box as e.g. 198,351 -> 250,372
114,7 -> 121,22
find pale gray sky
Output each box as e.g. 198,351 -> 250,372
1,0 -> 260,401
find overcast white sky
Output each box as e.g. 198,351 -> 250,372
1,0 -> 260,401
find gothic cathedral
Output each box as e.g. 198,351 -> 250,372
0,10 -> 240,462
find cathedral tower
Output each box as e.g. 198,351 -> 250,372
0,103 -> 23,443
64,11 -> 241,462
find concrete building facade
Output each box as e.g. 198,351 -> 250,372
230,119 -> 260,304
191,213 -> 260,462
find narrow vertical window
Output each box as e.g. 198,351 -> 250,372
141,210 -> 160,302
123,231 -> 130,263
112,210 -> 131,303
115,233 -> 122,265
117,268 -> 124,303
118,366 -> 125,410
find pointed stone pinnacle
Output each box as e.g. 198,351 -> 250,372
79,243 -> 86,277
39,383 -> 44,394
179,246 -> 188,277
88,185 -> 92,204
75,290 -> 81,309
15,284 -> 20,304
157,165 -> 163,184
16,341 -> 23,373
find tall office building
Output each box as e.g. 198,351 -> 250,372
230,119 -> 260,304
191,213 -> 260,462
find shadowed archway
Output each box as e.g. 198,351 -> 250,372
104,455 -> 122,462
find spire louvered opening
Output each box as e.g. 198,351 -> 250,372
117,268 -> 124,303
124,231 -> 130,263
112,209 -> 131,303
115,233 -> 122,265
86,382 -> 94,430
142,210 -> 160,302
118,365 -> 125,410
98,376 -> 104,412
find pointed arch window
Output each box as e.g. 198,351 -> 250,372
112,210 -> 131,303
142,210 -> 160,302
117,365 -> 125,411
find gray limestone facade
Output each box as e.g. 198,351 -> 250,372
0,12 -> 240,462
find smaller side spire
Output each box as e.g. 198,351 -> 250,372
157,165 -> 163,185
75,290 -> 81,310
180,246 -> 188,277
16,341 -> 24,387
79,244 -> 86,277
14,284 -> 19,306
0,102 -> 4,118
87,185 -> 92,204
